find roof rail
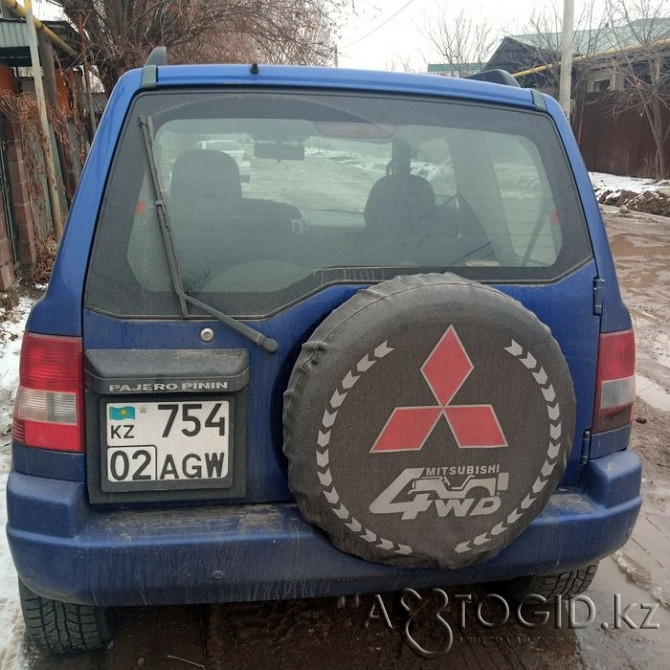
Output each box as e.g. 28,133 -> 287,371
466,69 -> 520,87
141,46 -> 167,89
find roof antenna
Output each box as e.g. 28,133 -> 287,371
250,63 -> 260,75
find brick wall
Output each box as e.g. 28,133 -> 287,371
5,121 -> 37,267
0,198 -> 14,289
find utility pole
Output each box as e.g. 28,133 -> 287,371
77,14 -> 97,136
559,0 -> 574,119
24,0 -> 63,238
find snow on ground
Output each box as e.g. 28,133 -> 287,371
0,297 -> 33,437
636,373 -> 670,412
590,172 -> 670,198
0,295 -> 35,670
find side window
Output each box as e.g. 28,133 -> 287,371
486,134 -> 562,266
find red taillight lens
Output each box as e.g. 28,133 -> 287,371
12,333 -> 84,452
592,330 -> 635,434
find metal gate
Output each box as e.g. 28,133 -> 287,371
0,116 -> 19,262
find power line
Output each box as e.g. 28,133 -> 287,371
343,0 -> 420,48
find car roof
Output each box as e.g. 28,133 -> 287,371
125,64 -> 537,110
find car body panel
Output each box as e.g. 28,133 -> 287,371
8,450 -> 641,606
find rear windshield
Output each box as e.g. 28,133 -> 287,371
85,89 -> 592,319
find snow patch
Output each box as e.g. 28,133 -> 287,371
636,374 -> 670,412
0,296 -> 35,666
591,172 -> 670,198
651,332 -> 670,369
0,296 -> 33,439
0,472 -> 25,670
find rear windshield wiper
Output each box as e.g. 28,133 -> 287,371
139,115 -> 278,354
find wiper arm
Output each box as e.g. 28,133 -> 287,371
138,115 -> 278,354
139,116 -> 188,319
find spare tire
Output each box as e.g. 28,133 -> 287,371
283,274 -> 574,569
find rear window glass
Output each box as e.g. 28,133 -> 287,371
85,90 -> 592,319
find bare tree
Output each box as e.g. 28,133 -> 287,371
183,0 -> 343,66
514,1 -> 611,92
49,0 -> 347,95
424,9 -> 500,78
604,0 -> 670,178
246,1 -> 337,65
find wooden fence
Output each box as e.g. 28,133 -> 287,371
573,92 -> 670,179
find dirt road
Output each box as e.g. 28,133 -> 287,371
8,207 -> 670,670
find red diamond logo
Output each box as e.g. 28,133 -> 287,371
371,326 -> 507,452
421,326 -> 473,405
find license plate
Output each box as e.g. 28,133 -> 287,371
105,400 -> 230,488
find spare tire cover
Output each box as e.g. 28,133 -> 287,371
283,274 -> 575,569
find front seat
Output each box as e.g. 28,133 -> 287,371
169,149 -> 242,228
364,142 -> 437,236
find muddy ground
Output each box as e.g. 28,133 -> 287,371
8,206 -> 670,670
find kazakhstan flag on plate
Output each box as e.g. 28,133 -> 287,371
109,406 -> 136,421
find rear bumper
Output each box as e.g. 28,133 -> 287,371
6,450 -> 641,607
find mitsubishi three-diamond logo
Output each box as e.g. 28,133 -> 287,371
371,325 -> 507,452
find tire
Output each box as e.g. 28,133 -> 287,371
284,273 -> 575,569
19,580 -> 121,654
497,564 -> 598,603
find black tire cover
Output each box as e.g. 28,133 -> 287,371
283,274 -> 575,569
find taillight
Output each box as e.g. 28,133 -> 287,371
592,330 -> 635,434
12,333 -> 84,452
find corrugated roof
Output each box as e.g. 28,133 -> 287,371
0,18 -> 79,67
509,17 -> 670,57
0,18 -> 30,49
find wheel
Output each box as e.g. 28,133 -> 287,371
283,273 -> 575,569
496,564 -> 598,603
19,580 -> 121,654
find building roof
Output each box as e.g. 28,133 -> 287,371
485,37 -> 555,74
508,17 -> 670,58
0,18 -> 80,67
485,17 -> 670,76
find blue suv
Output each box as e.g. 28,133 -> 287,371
7,51 -> 641,653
